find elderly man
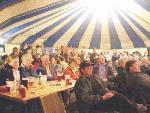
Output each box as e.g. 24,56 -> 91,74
74,60 -> 140,113
93,55 -> 109,81
125,60 -> 150,106
37,55 -> 57,80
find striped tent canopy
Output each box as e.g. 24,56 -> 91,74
0,0 -> 150,49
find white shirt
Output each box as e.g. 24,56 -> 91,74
12,69 -> 20,81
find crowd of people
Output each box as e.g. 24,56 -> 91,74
0,45 -> 150,113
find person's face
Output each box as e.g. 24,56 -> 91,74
14,50 -> 19,56
10,58 -> 19,70
76,58 -> 81,65
130,62 -> 141,72
51,58 -> 56,64
119,60 -> 126,68
98,56 -> 105,64
70,61 -> 77,68
24,60 -> 32,67
27,49 -> 32,54
142,58 -> 150,65
108,61 -> 112,67
81,66 -> 93,77
42,56 -> 50,65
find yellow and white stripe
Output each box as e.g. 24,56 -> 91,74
124,1 -> 150,24
10,6 -> 82,44
118,10 -> 150,47
33,8 -> 86,46
121,8 -> 150,32
110,9 -> 134,48
53,10 -> 90,48
1,1 -> 79,34
78,15 -> 97,48
100,19 -> 111,49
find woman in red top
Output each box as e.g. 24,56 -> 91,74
63,57 -> 80,80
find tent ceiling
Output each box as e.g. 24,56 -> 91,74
0,0 -> 149,49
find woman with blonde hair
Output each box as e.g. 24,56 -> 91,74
19,54 -> 38,78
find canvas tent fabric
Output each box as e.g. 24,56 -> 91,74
0,0 -> 149,49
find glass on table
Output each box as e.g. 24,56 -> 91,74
69,79 -> 76,86
65,75 -> 71,85
21,78 -> 28,88
40,75 -> 47,86
57,72 -> 63,82
27,77 -> 35,88
0,86 -> 7,93
6,81 -> 17,94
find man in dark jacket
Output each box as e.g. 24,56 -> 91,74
0,55 -> 20,85
74,60 -> 139,113
125,60 -> 150,105
140,57 -> 150,76
116,58 -> 127,94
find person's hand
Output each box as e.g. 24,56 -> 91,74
102,92 -> 114,100
103,78 -> 108,82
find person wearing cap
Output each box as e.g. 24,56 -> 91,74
74,60 -> 140,113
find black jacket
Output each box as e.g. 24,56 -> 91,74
0,64 -> 15,85
116,67 -> 127,94
74,75 -> 109,112
126,72 -> 150,104
19,66 -> 38,78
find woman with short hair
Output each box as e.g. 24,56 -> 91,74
19,54 -> 38,78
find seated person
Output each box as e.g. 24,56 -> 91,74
37,55 -> 57,80
115,58 -> 127,94
63,57 -> 80,80
0,55 -> 20,85
125,60 -> 150,105
59,56 -> 68,70
140,57 -> 150,76
0,55 -> 8,69
19,54 -> 38,78
50,57 -> 64,76
74,60 -> 140,113
93,55 -> 108,81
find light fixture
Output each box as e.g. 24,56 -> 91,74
79,0 -> 139,21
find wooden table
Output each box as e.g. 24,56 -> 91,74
0,80 -> 75,113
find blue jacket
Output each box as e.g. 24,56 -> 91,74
19,66 -> 38,78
